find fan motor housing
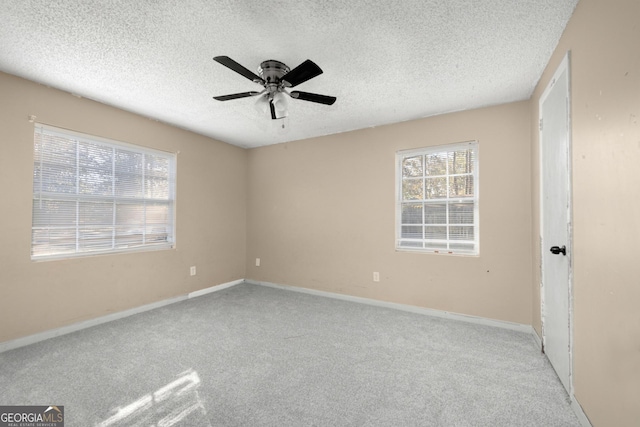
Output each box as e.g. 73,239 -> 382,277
258,60 -> 290,83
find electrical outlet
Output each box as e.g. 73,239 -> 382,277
373,272 -> 380,282
256,258 -> 261,267
190,266 -> 196,276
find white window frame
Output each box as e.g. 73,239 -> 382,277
31,124 -> 177,260
395,141 -> 479,255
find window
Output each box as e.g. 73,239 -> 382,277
396,141 -> 479,255
32,124 -> 176,260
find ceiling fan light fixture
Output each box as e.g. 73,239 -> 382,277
272,91 -> 288,117
254,94 -> 270,115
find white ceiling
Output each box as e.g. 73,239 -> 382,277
0,0 -> 578,148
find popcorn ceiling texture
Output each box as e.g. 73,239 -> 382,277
0,0 -> 578,148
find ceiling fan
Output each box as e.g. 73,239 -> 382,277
212,56 -> 337,120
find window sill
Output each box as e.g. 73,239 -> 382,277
31,244 -> 174,262
395,247 -> 479,257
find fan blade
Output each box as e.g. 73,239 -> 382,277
213,91 -> 260,101
213,56 -> 264,83
282,60 -> 323,87
290,91 -> 337,105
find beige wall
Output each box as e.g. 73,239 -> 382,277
247,101 -> 533,324
0,72 -> 247,343
531,0 -> 640,425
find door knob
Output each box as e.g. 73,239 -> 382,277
549,245 -> 566,256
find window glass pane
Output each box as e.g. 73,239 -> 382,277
401,203 -> 423,224
449,175 -> 474,198
402,155 -> 423,177
425,226 -> 447,240
146,203 -> 170,224
399,240 -> 423,248
115,150 -> 143,198
78,228 -> 113,251
146,155 -> 170,178
145,225 -> 169,243
425,241 -> 447,250
33,137 -> 42,193
115,226 -> 144,248
145,176 -> 169,200
425,177 -> 447,199
449,242 -> 475,251
425,153 -> 447,176
401,225 -> 423,239
32,228 -> 76,256
116,203 -> 145,226
39,136 -> 77,194
449,203 -> 474,224
402,178 -> 423,200
79,201 -> 113,226
32,199 -> 77,227
146,203 -> 172,243
78,142 -> 113,196
424,203 -> 446,224
448,149 -> 475,174
450,226 -> 474,241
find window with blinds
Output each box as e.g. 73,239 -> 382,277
396,141 -> 479,255
32,124 -> 176,260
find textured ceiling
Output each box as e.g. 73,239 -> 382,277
0,0 -> 578,148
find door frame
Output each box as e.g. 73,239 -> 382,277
539,51 -> 574,395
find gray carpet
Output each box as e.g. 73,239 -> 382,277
0,283 -> 580,426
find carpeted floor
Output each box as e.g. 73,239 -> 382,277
0,283 -> 580,426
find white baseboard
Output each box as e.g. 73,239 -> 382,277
188,278 -> 244,298
531,326 -> 543,350
0,278 -> 244,354
571,396 -> 593,427
246,279 -> 532,333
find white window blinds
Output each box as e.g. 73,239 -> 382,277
32,124 -> 176,260
396,141 -> 479,255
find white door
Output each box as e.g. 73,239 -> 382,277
540,53 -> 572,394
